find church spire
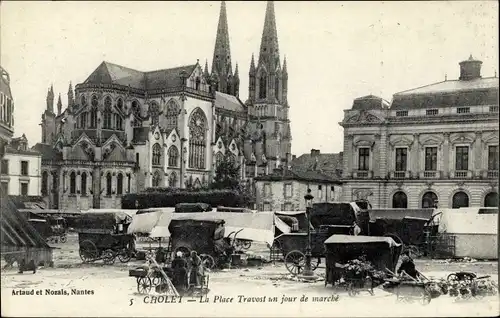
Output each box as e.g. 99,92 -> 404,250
57,93 -> 62,115
46,85 -> 54,113
67,82 -> 74,108
258,1 -> 280,68
211,2 -> 232,80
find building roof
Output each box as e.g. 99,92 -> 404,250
394,77 -> 498,96
352,95 -> 390,110
215,92 -> 245,112
291,151 -> 343,179
84,61 -> 197,91
255,168 -> 342,184
31,143 -> 63,161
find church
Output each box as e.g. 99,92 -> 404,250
34,1 -> 292,210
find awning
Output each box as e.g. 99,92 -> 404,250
324,234 -> 401,248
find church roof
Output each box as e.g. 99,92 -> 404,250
291,151 -> 343,179
394,77 -> 498,96
32,143 -> 62,161
215,92 -> 245,112
84,61 -> 197,91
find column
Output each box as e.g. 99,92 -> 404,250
474,131 -> 482,177
379,130 -> 388,178
442,133 -> 450,178
412,133 -> 420,176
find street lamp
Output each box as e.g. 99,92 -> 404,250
301,188 -> 316,280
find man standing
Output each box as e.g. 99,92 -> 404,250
171,251 -> 188,292
189,251 -> 203,288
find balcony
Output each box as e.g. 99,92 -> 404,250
482,170 -> 499,179
450,170 -> 472,179
352,170 -> 373,179
419,171 -> 442,179
389,171 -> 411,179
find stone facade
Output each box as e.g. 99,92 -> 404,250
339,56 -> 499,209
35,1 -> 293,210
0,66 -> 15,152
254,169 -> 342,211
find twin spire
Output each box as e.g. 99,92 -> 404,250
46,82 -> 74,116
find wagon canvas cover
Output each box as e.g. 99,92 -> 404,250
324,234 -> 401,248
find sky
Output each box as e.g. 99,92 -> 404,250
1,1 -> 498,156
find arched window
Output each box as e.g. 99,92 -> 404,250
484,192 -> 498,207
152,170 -> 162,187
149,102 -> 160,126
230,154 -> 237,167
81,95 -> 87,106
117,98 -> 123,110
166,100 -> 179,131
195,77 -> 201,90
188,109 -> 207,169
70,171 -> 76,194
168,146 -> 179,167
116,173 -> 123,195
422,191 -> 438,208
90,107 -> 98,128
169,172 -> 177,188
452,191 -> 469,208
103,98 -> 112,129
41,171 -> 48,196
114,114 -> 123,130
216,152 -> 224,167
91,95 -> 99,108
106,173 -> 112,196
392,191 -> 408,208
81,172 -> 87,195
275,76 -> 280,99
259,73 -> 267,99
152,143 -> 162,166
132,100 -> 140,118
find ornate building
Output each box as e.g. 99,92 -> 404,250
35,1 -> 292,210
340,56 -> 499,209
1,66 -> 15,147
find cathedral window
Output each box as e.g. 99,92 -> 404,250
132,100 -> 140,116
152,143 -> 162,166
215,152 -> 224,167
116,173 -> 123,195
188,108 -> 207,169
195,77 -> 200,90
275,76 -> 280,100
104,96 -> 112,109
169,172 -> 177,188
69,171 -> 76,194
149,102 -> 160,126
259,73 -> 267,99
90,107 -> 98,128
81,172 -> 87,195
152,170 -> 162,187
91,95 -> 99,108
117,98 -> 123,110
81,95 -> 87,106
114,114 -> 123,130
106,172 -> 112,196
168,146 -> 179,167
79,112 -> 87,128
103,100 -> 112,129
166,100 -> 179,131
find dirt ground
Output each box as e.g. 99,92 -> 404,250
1,234 -> 498,317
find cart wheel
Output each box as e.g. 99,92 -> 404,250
103,249 -> 116,265
151,275 -> 161,287
447,273 -> 459,282
137,277 -> 152,294
200,254 -> 215,270
241,240 -> 252,250
60,234 -> 67,244
79,240 -> 98,263
284,250 -> 305,276
118,250 -> 131,263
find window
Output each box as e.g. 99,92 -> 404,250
166,100 -> 179,130
215,152 -> 224,168
132,100 -> 140,116
425,147 -> 438,171
489,106 -> 499,113
20,161 -> 28,176
81,172 -> 87,195
358,148 -> 370,171
421,191 -> 438,208
152,143 -> 162,166
91,95 -> 99,108
259,73 -> 267,99
195,77 -> 200,90
188,108 -> 207,169
330,186 -> 335,201
1,182 -> 8,194
79,112 -> 87,128
127,174 -> 131,192
41,171 -> 48,196
70,171 -> 76,194
90,107 -> 98,128
168,146 -> 179,167
484,192 -> 498,207
135,153 -> 140,166
103,100 -> 112,129
152,170 -> 161,187
318,185 -> 323,200
455,146 -> 469,170
275,76 -> 280,99
395,148 -> 407,171
149,102 -> 160,126
20,182 -> 28,195
284,184 -> 292,198
456,107 -> 470,114
426,109 -> 439,116
1,159 -> 8,174
392,191 -> 408,208
396,110 -> 408,117
169,172 -> 177,188
264,184 -> 271,196
117,98 -> 123,110
116,173 -> 123,195
81,95 -> 87,106
452,191 -> 469,208
106,173 -> 112,196
488,145 -> 499,170
114,114 -> 123,130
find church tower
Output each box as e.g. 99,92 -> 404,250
211,1 -> 239,97
41,85 -> 56,144
246,1 -> 291,170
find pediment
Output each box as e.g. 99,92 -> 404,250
102,134 -> 124,151
165,128 -> 180,145
68,144 -> 91,161
389,135 -> 414,148
353,135 -> 376,148
73,133 -> 96,148
449,133 -> 475,145
482,132 -> 499,144
345,111 -> 384,124
419,134 -> 444,147
103,145 -> 127,162
228,139 -> 239,156
215,137 -> 226,153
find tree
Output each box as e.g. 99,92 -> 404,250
212,153 -> 240,190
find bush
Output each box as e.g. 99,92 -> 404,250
121,188 -> 254,209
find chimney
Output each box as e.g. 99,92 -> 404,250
310,149 -> 320,157
459,55 -> 482,81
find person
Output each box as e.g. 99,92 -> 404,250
397,251 -> 419,279
353,221 -> 362,236
171,251 -> 188,292
189,251 -> 203,288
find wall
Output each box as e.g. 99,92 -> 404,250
1,153 -> 41,196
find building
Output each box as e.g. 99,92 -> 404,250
0,66 -> 42,196
35,1 -> 292,210
254,150 -> 343,211
340,56 -> 499,209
